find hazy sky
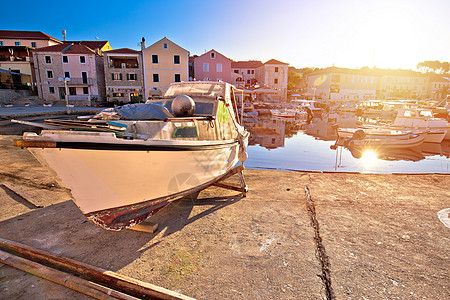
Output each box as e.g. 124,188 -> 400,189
2,0 -> 448,70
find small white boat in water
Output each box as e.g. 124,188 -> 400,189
335,127 -> 425,149
14,82 -> 249,231
390,108 -> 450,141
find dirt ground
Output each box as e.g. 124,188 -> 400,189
0,134 -> 449,299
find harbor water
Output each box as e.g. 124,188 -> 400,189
243,113 -> 450,174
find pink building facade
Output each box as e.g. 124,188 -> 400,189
193,49 -> 231,83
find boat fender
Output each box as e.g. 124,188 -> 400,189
172,95 -> 195,117
352,129 -> 366,140
237,131 -> 249,162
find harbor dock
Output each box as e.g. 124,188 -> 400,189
0,134 -> 448,299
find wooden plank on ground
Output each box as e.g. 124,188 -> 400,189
2,183 -> 44,208
0,238 -> 195,300
0,249 -> 139,300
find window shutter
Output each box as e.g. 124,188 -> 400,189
120,73 -> 123,80
126,74 -> 129,80
112,74 -> 115,80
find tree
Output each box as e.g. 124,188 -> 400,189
417,60 -> 450,74
287,70 -> 302,91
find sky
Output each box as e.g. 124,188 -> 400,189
2,0 -> 449,70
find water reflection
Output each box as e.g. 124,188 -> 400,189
242,107 -> 450,173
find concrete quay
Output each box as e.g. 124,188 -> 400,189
0,134 -> 449,299
0,104 -> 103,119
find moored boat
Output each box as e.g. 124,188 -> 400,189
14,81 -> 249,231
335,128 -> 425,149
391,107 -> 450,140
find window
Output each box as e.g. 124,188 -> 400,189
174,74 -> 181,82
47,70 -> 53,78
83,87 -> 89,94
31,42 -> 37,48
49,87 -> 55,94
152,55 -> 158,64
69,87 -> 77,95
234,70 -> 239,74
62,56 -> 68,63
112,73 -> 122,80
153,73 -> 159,82
15,42 -> 20,46
45,56 -> 51,63
210,52 -> 215,59
113,93 -> 124,97
247,70 -> 250,74
174,55 -> 180,64
275,67 -> 279,72
80,56 -> 86,63
0,41 -> 3,46
274,79 -> 278,84
64,72 -> 70,78
127,73 -> 137,80
251,70 -> 254,74
163,43 -> 168,49
216,63 -> 222,72
203,63 -> 209,72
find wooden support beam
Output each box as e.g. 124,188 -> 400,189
212,182 -> 245,193
0,238 -> 194,300
0,249 -> 139,300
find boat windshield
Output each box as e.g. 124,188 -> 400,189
165,83 -> 225,98
419,110 -> 433,118
147,98 -> 215,116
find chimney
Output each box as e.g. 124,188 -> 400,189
62,30 -> 66,42
141,37 -> 145,50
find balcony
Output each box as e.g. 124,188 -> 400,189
108,57 -> 139,69
0,56 -> 30,62
66,78 -> 94,85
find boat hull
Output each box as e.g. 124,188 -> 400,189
30,143 -> 240,230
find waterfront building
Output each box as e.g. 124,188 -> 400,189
306,67 -> 377,102
0,30 -> 62,90
427,75 -> 450,101
256,59 -> 289,101
104,48 -> 143,104
141,37 -> 189,99
231,60 -> 263,88
193,49 -> 232,83
305,66 -> 429,102
33,43 -> 105,105
377,70 -> 428,100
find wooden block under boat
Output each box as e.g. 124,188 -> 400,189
127,222 -> 158,233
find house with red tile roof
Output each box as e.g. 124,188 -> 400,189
65,41 -> 112,53
33,43 -> 105,104
256,59 -> 289,100
231,60 -> 263,88
104,48 -> 144,103
0,30 -> 62,90
193,49 -> 231,83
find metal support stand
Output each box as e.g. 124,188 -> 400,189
212,164 -> 248,197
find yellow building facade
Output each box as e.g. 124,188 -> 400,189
142,37 -> 189,99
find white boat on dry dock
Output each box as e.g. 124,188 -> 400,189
14,81 -> 249,231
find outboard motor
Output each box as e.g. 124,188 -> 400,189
171,95 -> 195,117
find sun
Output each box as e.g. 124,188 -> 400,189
360,150 -> 379,168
